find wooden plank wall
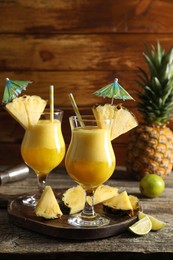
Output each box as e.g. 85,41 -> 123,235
0,0 -> 173,167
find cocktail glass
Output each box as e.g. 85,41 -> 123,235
21,109 -> 66,207
65,115 -> 116,227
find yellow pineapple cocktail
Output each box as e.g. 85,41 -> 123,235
65,115 -> 115,227
21,110 -> 65,206
21,120 -> 65,175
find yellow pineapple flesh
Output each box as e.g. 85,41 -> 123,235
62,185 -> 85,215
87,184 -> 118,205
35,186 -> 62,219
5,97 -> 28,129
92,103 -> 138,140
5,95 -> 47,129
103,191 -> 133,211
62,185 -> 119,214
128,195 -> 139,211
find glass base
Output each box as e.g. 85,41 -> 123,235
68,213 -> 110,227
21,194 -> 38,207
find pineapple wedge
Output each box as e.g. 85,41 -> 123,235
35,186 -> 62,219
103,191 -> 133,212
5,95 -> 47,129
62,185 -> 85,215
22,95 -> 47,126
5,97 -> 28,129
62,185 -> 119,214
87,185 -> 119,205
129,195 -> 139,211
92,104 -> 138,140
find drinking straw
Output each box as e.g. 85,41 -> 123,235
50,85 -> 54,122
68,93 -> 85,127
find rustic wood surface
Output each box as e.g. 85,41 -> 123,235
0,0 -> 173,34
0,166 -> 172,259
0,0 -> 173,166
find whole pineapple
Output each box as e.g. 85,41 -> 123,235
126,42 -> 173,180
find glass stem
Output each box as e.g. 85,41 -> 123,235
81,189 -> 96,218
37,174 -> 47,195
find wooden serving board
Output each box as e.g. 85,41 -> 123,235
8,190 -> 138,240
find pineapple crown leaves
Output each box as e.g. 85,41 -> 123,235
136,41 -> 173,125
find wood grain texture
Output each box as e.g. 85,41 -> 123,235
0,0 -> 173,33
0,34 -> 172,71
0,71 -> 139,106
0,0 -> 173,167
0,168 -> 173,259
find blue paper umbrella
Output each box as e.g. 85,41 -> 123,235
2,78 -> 32,104
93,78 -> 134,104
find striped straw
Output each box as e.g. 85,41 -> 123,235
50,85 -> 54,121
68,93 -> 85,127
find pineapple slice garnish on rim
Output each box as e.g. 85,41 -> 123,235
5,95 -> 47,129
93,78 -> 137,140
92,103 -> 138,140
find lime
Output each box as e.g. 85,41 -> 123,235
139,174 -> 165,198
138,211 -> 166,231
128,215 -> 152,235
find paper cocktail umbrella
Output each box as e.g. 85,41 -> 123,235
92,78 -> 137,140
93,78 -> 134,104
2,78 -> 32,104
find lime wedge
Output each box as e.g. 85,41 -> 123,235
128,216 -> 152,235
138,211 -> 166,231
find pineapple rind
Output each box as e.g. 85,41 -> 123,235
126,123 -> 173,179
35,186 -> 62,219
126,43 -> 173,180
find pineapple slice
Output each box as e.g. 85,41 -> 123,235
103,191 -> 133,212
128,194 -> 139,216
5,97 -> 28,129
62,185 -> 119,214
5,95 -> 47,129
87,185 -> 119,205
35,186 -> 62,219
62,185 -> 85,215
22,95 -> 47,126
92,103 -> 138,140
129,195 -> 139,211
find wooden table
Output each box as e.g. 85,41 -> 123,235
0,166 -> 172,260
